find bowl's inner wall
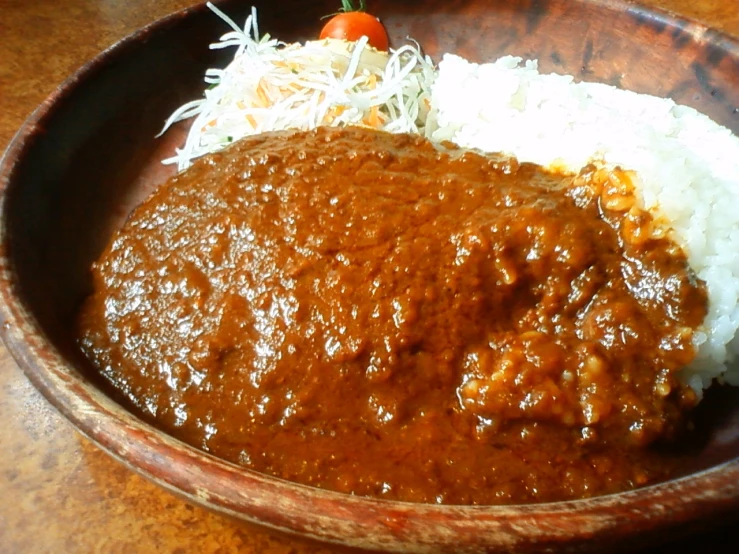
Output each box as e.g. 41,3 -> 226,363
3,0 -> 739,479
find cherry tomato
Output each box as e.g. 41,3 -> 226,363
319,1 -> 389,51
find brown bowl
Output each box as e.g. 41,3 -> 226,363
1,0 -> 739,552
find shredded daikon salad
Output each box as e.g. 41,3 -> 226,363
160,2 -> 436,171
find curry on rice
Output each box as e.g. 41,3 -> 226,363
78,126 -> 707,505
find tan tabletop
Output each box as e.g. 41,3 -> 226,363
1,1 -> 738,552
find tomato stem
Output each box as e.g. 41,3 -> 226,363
341,0 -> 367,13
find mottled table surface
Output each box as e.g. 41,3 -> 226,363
0,1 -> 737,552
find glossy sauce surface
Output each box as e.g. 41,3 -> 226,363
78,127 -> 707,505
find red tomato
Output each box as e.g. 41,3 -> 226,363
320,9 -> 389,51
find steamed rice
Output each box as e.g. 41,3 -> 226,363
427,54 -> 739,395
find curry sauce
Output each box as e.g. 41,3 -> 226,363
78,127 -> 707,504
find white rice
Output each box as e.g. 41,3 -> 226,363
427,54 -> 739,395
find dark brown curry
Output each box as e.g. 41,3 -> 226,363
78,127 -> 707,505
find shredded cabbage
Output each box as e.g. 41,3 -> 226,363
160,2 -> 437,171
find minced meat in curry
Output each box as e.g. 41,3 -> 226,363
78,126 -> 707,505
